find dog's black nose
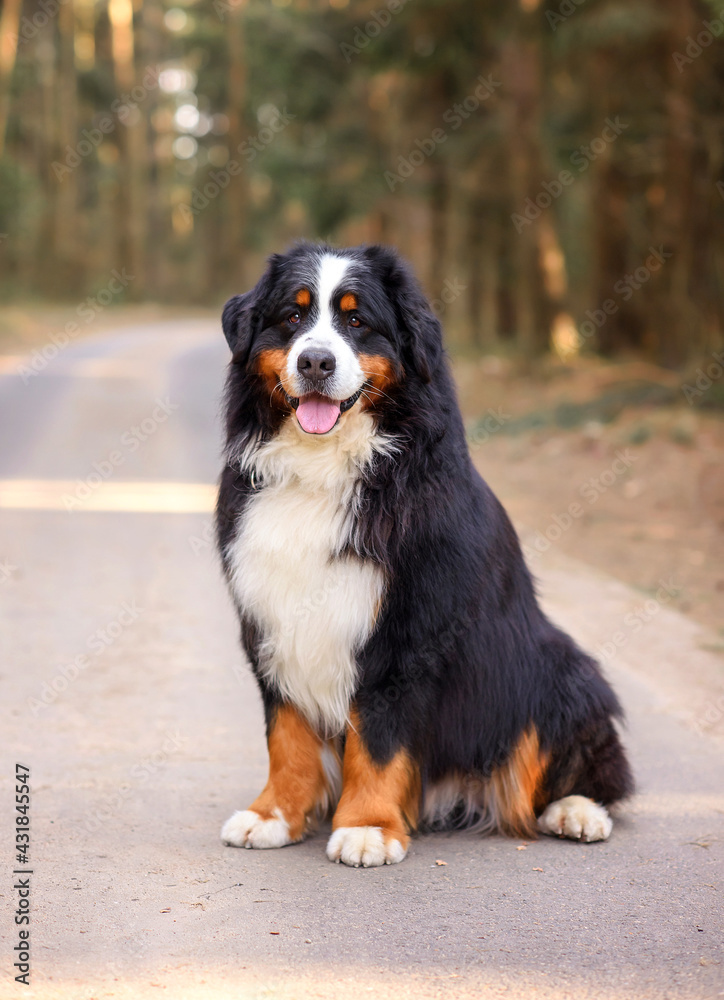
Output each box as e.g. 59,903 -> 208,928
297,349 -> 336,381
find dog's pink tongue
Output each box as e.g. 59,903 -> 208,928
296,395 -> 341,434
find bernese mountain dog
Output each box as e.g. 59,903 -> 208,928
216,241 -> 633,868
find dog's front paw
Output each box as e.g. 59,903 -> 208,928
221,808 -> 292,849
326,826 -> 407,867
537,795 -> 613,842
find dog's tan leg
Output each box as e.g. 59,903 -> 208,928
488,727 -> 550,838
221,704 -> 339,848
326,710 -> 420,867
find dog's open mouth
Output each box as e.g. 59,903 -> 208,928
285,389 -> 363,435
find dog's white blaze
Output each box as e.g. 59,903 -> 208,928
286,253 -> 363,402
227,410 -> 395,734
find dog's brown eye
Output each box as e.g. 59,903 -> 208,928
349,315 -> 361,328
288,310 -> 301,325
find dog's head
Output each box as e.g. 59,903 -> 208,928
222,242 -> 442,436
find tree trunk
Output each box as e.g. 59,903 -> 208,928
0,0 -> 22,159
500,31 -> 551,355
219,8 -> 247,290
109,0 -> 146,297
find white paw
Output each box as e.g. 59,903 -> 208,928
326,826 -> 406,867
220,808 -> 292,849
537,795 -> 613,842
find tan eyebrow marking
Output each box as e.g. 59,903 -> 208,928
295,288 -> 311,307
340,292 -> 358,312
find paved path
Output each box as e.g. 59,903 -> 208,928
1,322 -> 722,1000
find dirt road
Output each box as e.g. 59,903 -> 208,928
1,321 -> 722,999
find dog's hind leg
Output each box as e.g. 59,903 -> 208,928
537,717 -> 633,843
487,726 -> 551,838
537,795 -> 613,841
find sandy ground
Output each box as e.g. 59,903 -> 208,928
0,318 -> 722,1000
456,354 -> 724,636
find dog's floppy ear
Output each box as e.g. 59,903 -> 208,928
221,258 -> 278,364
364,244 -> 442,384
397,287 -> 443,384
221,292 -> 256,364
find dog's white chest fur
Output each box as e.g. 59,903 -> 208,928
226,412 -> 392,734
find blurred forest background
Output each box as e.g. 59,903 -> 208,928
1,0 -> 724,365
